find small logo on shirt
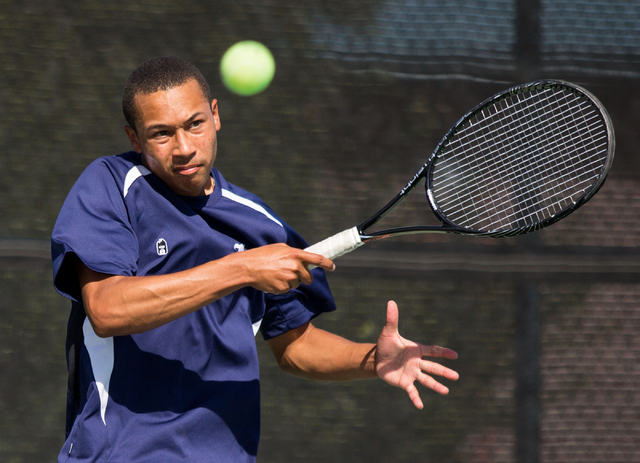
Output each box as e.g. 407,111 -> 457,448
233,243 -> 245,252
156,238 -> 168,256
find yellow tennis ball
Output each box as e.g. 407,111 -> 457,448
220,41 -> 275,96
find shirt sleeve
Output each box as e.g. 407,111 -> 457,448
259,221 -> 337,340
51,158 -> 139,302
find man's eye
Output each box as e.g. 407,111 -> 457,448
191,120 -> 204,128
154,130 -> 170,138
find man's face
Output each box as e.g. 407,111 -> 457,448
124,79 -> 221,196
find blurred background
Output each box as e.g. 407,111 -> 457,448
1,0 -> 639,462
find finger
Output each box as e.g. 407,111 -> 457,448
405,383 -> 424,410
418,373 -> 450,395
301,251 -> 335,272
295,260 -> 319,286
383,300 -> 399,335
420,360 -> 459,381
267,283 -> 294,295
419,344 -> 458,360
296,267 -> 313,286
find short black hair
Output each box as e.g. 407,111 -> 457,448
122,57 -> 212,132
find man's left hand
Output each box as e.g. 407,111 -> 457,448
375,300 -> 459,409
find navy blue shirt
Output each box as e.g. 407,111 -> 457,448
52,152 -> 336,462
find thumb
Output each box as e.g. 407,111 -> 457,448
383,300 -> 399,336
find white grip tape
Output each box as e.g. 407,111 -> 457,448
305,226 -> 364,268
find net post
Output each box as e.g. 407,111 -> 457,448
516,0 -> 541,80
515,280 -> 541,463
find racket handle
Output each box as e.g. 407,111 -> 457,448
305,226 -> 364,269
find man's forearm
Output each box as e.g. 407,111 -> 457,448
79,253 -> 251,337
79,243 -> 335,338
268,323 -> 379,381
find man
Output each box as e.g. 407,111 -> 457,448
51,57 -> 459,462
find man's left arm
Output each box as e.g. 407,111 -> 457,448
267,300 -> 459,409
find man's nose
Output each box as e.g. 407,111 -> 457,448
173,130 -> 195,155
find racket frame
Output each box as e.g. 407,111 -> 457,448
356,79 -> 615,241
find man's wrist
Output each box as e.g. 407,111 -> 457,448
359,344 -> 378,378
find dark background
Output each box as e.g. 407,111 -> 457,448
1,1 -> 639,462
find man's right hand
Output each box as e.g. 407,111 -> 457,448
239,243 -> 335,294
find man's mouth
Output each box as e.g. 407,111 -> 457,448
174,165 -> 200,175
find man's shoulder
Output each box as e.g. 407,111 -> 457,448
83,151 -> 141,177
213,169 -> 268,206
73,151 -> 144,195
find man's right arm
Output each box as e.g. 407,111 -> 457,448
77,243 -> 334,338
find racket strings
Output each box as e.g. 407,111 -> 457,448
452,92 -> 596,196
440,96 -> 604,230
446,93 -> 602,192
431,86 -> 609,231
445,131 -> 604,229
493,99 -> 607,223
438,113 -> 575,224
452,107 -> 605,224
438,94 -> 577,210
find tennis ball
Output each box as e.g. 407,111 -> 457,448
220,41 -> 275,96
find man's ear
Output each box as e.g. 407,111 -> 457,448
123,125 -> 143,153
211,99 -> 221,131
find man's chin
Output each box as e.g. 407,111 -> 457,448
169,175 -> 213,197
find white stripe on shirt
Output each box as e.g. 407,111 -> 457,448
123,165 -> 152,198
221,189 -> 283,227
83,318 -> 114,426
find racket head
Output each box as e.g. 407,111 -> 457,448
425,80 -> 615,237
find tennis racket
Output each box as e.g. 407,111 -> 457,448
306,79 -> 615,262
